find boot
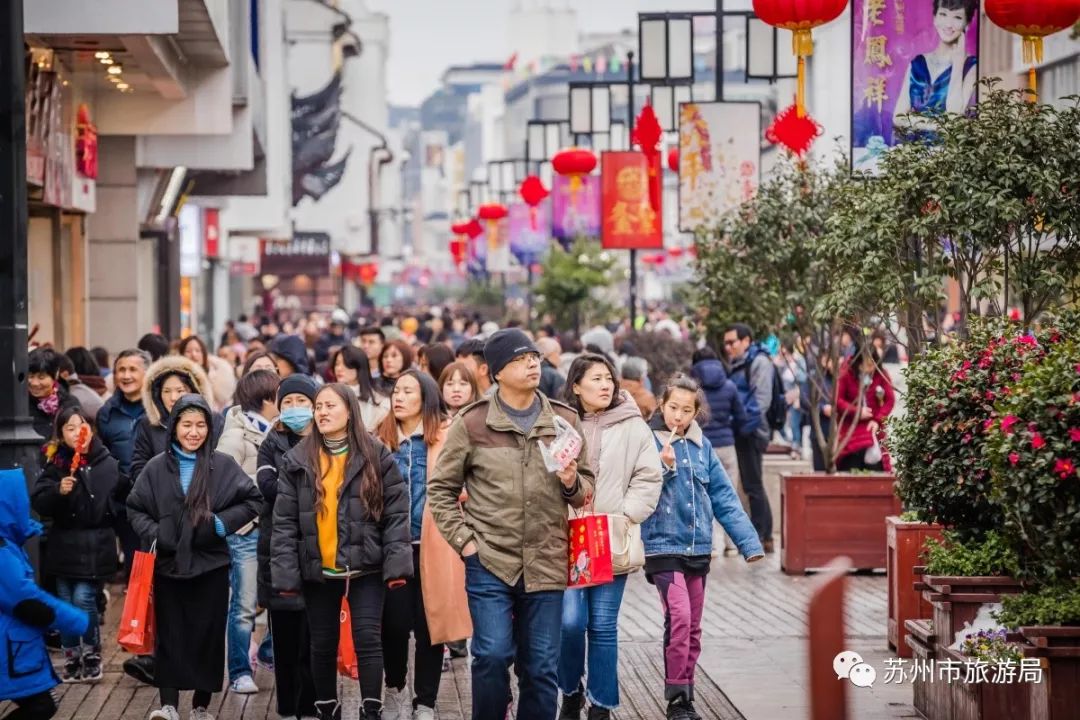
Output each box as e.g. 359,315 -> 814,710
362,699 -> 383,720
123,654 -> 156,685
666,696 -> 694,720
314,700 -> 341,720
559,691 -> 584,719
61,648 -> 81,683
586,707 -> 611,720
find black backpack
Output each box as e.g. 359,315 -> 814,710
743,348 -> 788,434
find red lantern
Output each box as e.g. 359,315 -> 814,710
477,203 -> 509,249
518,175 -> 550,230
985,0 -> 1080,100
449,237 -> 468,268
667,148 -> 680,173
668,246 -> 684,258
552,147 -> 597,196
751,0 -> 848,117
357,262 -> 378,287
450,220 -> 471,235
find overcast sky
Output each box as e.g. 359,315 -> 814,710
366,0 -> 721,106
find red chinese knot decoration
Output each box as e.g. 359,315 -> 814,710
985,0 -> 1080,100
632,105 -> 663,212
518,175 -> 550,230
751,0 -> 848,117
766,104 -> 823,157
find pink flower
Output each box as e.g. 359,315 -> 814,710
1032,432 -> 1046,451
984,390 -> 996,402
962,433 -> 973,445
1069,428 -> 1080,442
978,355 -> 993,369
1008,452 -> 1020,466
983,418 -> 996,433
1016,335 -> 1037,346
953,369 -> 968,382
1009,308 -> 1022,321
1000,415 -> 1020,434
1054,458 -> 1075,479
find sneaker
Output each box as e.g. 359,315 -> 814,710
412,707 -> 435,720
447,640 -> 469,658
61,656 -> 82,683
123,655 -> 156,685
314,701 -> 341,720
559,691 -> 584,719
685,701 -> 703,720
666,700 -> 694,720
230,674 -> 259,694
149,707 -> 181,720
81,652 -> 103,682
362,699 -> 383,720
382,688 -> 410,720
190,709 -> 215,720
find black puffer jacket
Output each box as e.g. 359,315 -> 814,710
30,437 -> 120,580
271,438 -> 412,592
126,395 -> 262,579
255,428 -> 303,610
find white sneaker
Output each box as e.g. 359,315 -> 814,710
382,687 -> 411,720
149,707 -> 180,720
189,709 -> 215,720
230,674 -> 259,694
413,706 -> 435,720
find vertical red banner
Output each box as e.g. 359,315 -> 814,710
600,151 -> 663,250
204,208 -> 220,258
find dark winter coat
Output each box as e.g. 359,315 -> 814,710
96,390 -> 145,480
255,428 -> 303,610
271,439 -> 413,592
268,334 -> 310,376
126,395 -> 262,579
30,437 -> 120,581
691,359 -> 749,448
29,383 -> 80,444
539,360 -> 565,400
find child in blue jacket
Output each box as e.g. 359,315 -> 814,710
640,374 -> 764,720
0,468 -> 90,719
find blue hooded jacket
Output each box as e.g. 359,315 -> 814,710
0,469 -> 89,701
690,359 -> 749,447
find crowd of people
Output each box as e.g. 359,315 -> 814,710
2,307 -> 898,720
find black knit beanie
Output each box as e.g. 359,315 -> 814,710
483,329 -> 539,381
277,374 -> 319,406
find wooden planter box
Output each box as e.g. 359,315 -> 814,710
922,575 -> 1024,650
905,618 -> 946,720
887,517 -> 944,658
939,646 -> 1033,720
780,473 -> 901,574
1021,626 -> 1080,720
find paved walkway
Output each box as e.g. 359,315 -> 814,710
3,458 -> 918,720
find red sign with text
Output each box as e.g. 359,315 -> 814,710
600,151 -> 663,250
204,208 -> 220,258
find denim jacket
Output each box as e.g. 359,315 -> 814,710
394,430 -> 428,543
640,417 -> 763,559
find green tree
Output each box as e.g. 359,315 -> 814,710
533,239 -> 619,333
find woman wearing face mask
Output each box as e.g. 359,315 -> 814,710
437,363 -> 478,419
376,340 -> 414,396
331,346 -> 390,429
374,371 -> 470,720
126,395 -> 262,720
129,356 -> 218,484
255,375 -> 320,720
28,347 -> 82,444
272,384 -> 412,720
178,335 -> 237,413
835,341 -> 896,472
556,354 -> 662,720
641,374 -> 763,720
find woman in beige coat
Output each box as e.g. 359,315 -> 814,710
557,353 -> 663,719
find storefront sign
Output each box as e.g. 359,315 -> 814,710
261,232 -> 331,276
601,151 -> 663,250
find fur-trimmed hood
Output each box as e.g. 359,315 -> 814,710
142,355 -> 216,427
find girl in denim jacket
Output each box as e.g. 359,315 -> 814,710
640,374 -> 764,720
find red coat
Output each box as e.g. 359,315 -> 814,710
835,362 -> 895,460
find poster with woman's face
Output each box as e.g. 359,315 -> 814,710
851,0 -> 980,173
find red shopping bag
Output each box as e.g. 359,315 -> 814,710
568,514 -> 614,589
118,548 -> 156,654
337,597 -> 358,679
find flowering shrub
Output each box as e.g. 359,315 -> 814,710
892,319 -> 1057,538
961,629 -> 1024,663
987,336 -> 1080,583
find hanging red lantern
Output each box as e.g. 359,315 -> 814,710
357,262 -> 378,287
751,0 -> 848,117
668,246 -> 684,258
985,0 -> 1080,100
518,175 -> 550,230
450,220 -> 471,235
477,203 -> 509,249
667,148 -> 680,173
552,147 -> 597,197
449,236 -> 468,268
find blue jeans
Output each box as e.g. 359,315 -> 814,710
787,407 -> 803,448
557,574 -> 627,709
55,578 -> 101,652
227,531 -> 259,681
465,555 -> 563,720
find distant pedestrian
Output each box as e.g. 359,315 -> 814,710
557,354 -> 662,719
357,326 -> 387,384
642,375 -> 764,719
268,334 -> 313,378
241,349 -> 279,376
618,356 -> 657,418
0,469 -> 89,720
376,339 -> 414,396
536,337 -> 566,399
438,362 -> 478,418
126,395 -> 262,720
454,339 -> 492,397
64,347 -> 109,398
31,407 -> 120,683
179,335 -> 237,412
331,346 -> 390,428
272,384 -> 413,720
56,354 -> 103,422
417,343 -> 455,387
835,342 -> 896,472
138,333 -> 170,363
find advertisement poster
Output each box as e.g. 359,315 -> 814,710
851,0 -> 980,173
552,174 -> 600,245
508,201 -> 551,267
600,152 -> 663,251
678,101 -> 761,232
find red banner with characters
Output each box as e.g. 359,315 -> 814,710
600,151 -> 663,250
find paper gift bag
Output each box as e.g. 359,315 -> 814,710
337,597 -> 358,678
567,514 -> 614,589
118,548 -> 156,654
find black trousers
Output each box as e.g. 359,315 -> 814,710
735,434 -> 772,540
383,545 -> 443,709
4,691 -> 56,720
304,574 -> 385,704
836,452 -> 884,473
270,609 -> 316,718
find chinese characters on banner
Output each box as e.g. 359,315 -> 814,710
851,0 -> 980,173
677,102 -> 761,232
600,152 -> 663,251
508,201 -> 551,267
551,174 -> 601,245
